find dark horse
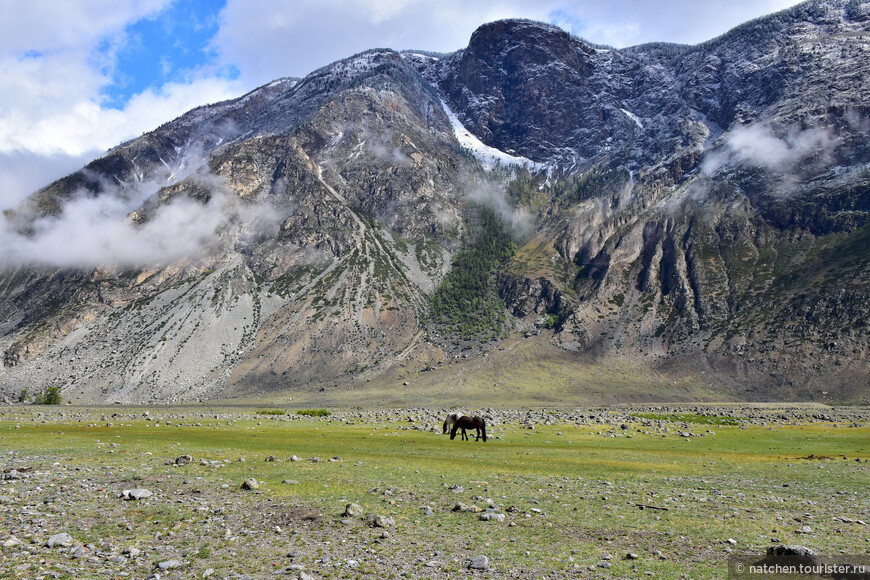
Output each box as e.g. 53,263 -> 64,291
450,415 -> 487,442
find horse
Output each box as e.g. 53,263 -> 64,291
442,412 -> 462,434
450,415 -> 487,442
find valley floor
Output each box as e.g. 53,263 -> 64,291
0,405 -> 868,579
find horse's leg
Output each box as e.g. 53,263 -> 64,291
474,427 -> 480,441
461,427 -> 468,441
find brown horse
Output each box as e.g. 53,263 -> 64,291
450,415 -> 487,442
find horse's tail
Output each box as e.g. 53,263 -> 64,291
442,419 -> 448,434
481,419 -> 487,442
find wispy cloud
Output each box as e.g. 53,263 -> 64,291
702,123 -> 839,176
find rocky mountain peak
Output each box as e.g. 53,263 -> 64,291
0,2 -> 867,404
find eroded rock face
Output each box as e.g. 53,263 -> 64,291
430,19 -> 692,167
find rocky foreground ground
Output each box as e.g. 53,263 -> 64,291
1,405 -> 868,579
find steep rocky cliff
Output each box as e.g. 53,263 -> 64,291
1,0 -> 867,403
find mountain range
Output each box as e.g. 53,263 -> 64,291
1,0 -> 867,405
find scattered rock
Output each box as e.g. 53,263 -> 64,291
241,478 -> 260,490
46,532 -> 74,548
480,512 -> 505,522
366,514 -> 394,528
344,503 -> 363,517
763,545 -> 821,567
157,559 -> 182,570
121,488 -> 152,501
469,555 -> 490,570
175,454 -> 193,465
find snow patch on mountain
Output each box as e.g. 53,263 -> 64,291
439,99 -> 545,172
620,108 -> 644,129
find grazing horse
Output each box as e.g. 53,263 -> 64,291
450,415 -> 487,442
442,412 -> 462,434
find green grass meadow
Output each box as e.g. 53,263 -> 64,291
1,409 -> 868,578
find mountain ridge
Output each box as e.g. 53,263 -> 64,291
1,0 -> 867,404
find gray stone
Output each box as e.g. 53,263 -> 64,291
764,545 -> 821,567
241,478 -> 259,490
175,454 -> 193,465
157,559 -> 182,570
343,503 -> 363,517
469,555 -> 490,570
46,533 -> 74,548
479,512 -> 505,522
366,514 -> 394,528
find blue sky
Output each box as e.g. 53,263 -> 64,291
96,0 -> 236,109
0,0 -> 804,208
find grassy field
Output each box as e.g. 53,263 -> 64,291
1,406 -> 868,579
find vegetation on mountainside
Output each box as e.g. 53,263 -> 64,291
33,386 -> 62,405
429,205 -> 516,343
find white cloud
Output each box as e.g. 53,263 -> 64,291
0,0 -> 242,169
0,150 -> 103,210
702,123 -> 839,175
0,171 -> 287,268
0,0 -> 169,53
0,49 -> 242,157
0,185 -> 229,268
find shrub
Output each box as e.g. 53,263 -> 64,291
296,409 -> 331,417
256,408 -> 286,415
